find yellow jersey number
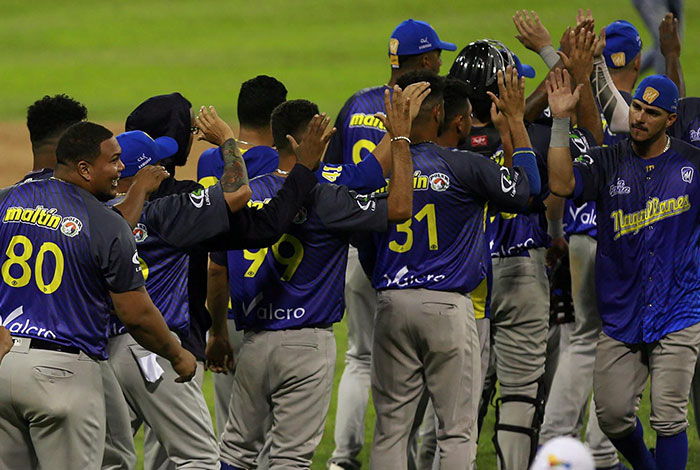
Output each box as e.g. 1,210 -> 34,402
388,203 -> 439,253
243,234 -> 304,281
1,235 -> 65,294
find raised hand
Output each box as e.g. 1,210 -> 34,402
593,28 -> 606,58
659,12 -> 681,58
513,10 -> 552,52
402,81 -> 431,122
576,8 -> 593,26
557,28 -> 596,83
546,68 -> 582,119
195,106 -> 235,146
487,66 -> 526,121
286,113 -> 336,170
375,84 -> 413,140
130,164 -> 170,195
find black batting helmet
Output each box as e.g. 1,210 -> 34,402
448,39 -> 517,99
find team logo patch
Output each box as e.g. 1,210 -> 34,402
500,168 -> 516,196
389,38 -> 399,54
133,223 -> 148,242
609,179 -> 631,197
188,188 -> 210,208
293,207 -> 308,224
429,172 -> 450,191
60,216 -> 82,237
611,52 -> 626,67
418,37 -> 432,50
575,154 -> 594,166
471,135 -> 488,147
642,86 -> 660,104
690,128 -> 700,142
681,166 -> 694,184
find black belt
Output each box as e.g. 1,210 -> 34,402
29,338 -> 82,355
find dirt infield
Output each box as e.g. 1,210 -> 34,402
0,121 -> 208,187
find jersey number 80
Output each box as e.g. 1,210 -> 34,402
1,235 -> 65,294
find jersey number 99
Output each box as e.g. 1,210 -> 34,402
1,235 -> 65,294
243,234 -> 304,281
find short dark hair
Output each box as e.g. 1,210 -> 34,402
443,78 -> 471,124
27,94 -> 88,144
56,122 -> 113,165
238,75 -> 288,129
396,71 -> 446,113
270,100 -> 319,152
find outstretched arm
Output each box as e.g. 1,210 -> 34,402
547,68 -> 581,197
660,12 -> 685,98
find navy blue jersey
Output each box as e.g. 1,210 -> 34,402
573,137 -> 700,343
198,145 -> 278,187
109,184 -> 229,336
669,97 -> 700,148
0,179 -> 143,359
564,128 -> 598,238
197,145 -> 385,193
325,86 -> 389,165
220,174 -> 387,331
372,142 -> 531,293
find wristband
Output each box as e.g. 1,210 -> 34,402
390,136 -> 411,144
550,117 -> 570,148
548,218 -> 564,239
538,45 -> 560,69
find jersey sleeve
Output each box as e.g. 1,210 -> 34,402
452,151 -> 531,212
90,207 -> 144,293
315,153 -> 386,192
572,146 -> 608,202
313,184 -> 388,233
142,183 -> 230,249
197,148 -> 223,188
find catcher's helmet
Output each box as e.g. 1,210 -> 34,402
448,39 -> 517,99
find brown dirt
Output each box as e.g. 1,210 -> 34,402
0,121 -> 212,187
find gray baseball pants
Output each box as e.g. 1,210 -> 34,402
490,248 -> 549,470
539,234 -> 618,467
103,333 -> 219,469
594,322 -> 700,438
370,289 -> 481,470
142,362 -> 206,470
219,327 -> 336,469
0,337 -> 105,470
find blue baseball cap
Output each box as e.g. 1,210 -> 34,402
512,53 -> 536,78
389,19 -> 456,68
633,75 -> 679,113
603,20 -> 642,69
116,130 -> 178,178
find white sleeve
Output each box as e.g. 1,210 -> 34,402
591,57 -> 630,134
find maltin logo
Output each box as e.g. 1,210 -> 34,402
429,173 -> 450,191
60,217 -> 83,237
133,223 -> 148,243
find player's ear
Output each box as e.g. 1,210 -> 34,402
666,112 -> 678,129
77,160 -> 92,182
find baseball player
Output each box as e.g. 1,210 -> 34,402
0,121 -> 196,469
548,69 -> 700,470
369,69 -> 540,470
102,108 -> 326,469
214,89 -> 416,470
324,19 -> 456,470
23,94 -> 87,181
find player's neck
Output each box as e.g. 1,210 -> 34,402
410,121 -> 439,145
238,126 -> 272,148
31,144 -> 58,171
53,165 -> 91,193
632,133 -> 670,159
436,129 -> 459,148
611,71 -> 636,94
276,151 -> 296,176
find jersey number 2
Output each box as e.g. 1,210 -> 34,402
1,235 -> 64,294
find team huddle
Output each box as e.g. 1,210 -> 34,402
0,5 -> 698,470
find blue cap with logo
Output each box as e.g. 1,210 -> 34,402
603,20 -> 642,69
116,130 -> 178,178
389,19 -> 456,68
512,53 -> 536,78
633,75 -> 679,113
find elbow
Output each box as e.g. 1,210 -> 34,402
225,185 -> 252,213
549,180 -> 574,198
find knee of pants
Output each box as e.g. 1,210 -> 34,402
650,418 -> 688,437
595,398 -> 637,438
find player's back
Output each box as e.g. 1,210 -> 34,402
0,178 -> 136,359
372,142 -> 531,293
325,85 -> 389,165
224,173 -> 386,331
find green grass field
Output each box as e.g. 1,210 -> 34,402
3,0 -> 700,468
